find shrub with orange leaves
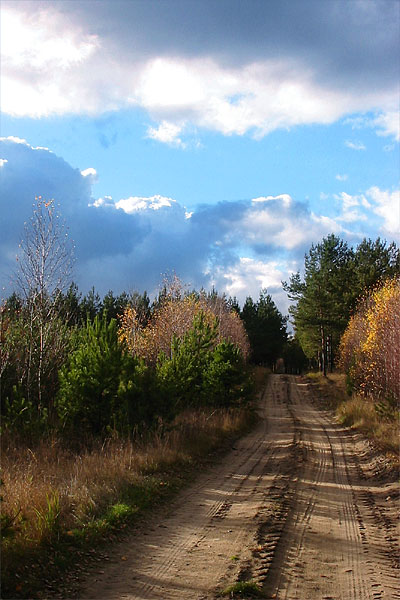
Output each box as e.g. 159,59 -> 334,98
339,277 -> 400,402
119,281 -> 249,365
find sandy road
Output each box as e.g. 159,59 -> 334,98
78,375 -> 399,600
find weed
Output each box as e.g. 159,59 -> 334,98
33,491 -> 61,538
221,580 -> 265,598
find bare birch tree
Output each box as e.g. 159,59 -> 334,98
14,197 -> 74,411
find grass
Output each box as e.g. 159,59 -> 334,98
221,580 -> 266,598
337,395 -> 399,456
1,405 -> 257,599
305,371 -> 399,458
305,371 -> 347,410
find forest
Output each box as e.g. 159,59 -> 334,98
1,199 -> 399,598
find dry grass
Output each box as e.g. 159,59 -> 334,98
306,371 -> 399,458
1,407 -> 254,549
337,395 -> 399,456
306,371 -> 347,410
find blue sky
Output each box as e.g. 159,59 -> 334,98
0,0 -> 399,315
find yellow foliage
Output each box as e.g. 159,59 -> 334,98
119,285 -> 250,365
339,278 -> 400,401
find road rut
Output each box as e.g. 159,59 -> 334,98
78,375 -> 399,600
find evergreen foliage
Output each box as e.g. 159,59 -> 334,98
283,235 -> 400,374
241,290 -> 287,367
56,315 -> 149,435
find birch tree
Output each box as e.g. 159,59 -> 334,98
14,197 -> 74,412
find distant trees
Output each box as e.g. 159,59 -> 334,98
284,235 -> 400,374
241,290 -> 287,368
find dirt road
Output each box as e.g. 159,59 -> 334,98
78,375 -> 399,599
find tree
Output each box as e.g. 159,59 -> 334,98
56,315 -> 149,435
284,234 -> 353,375
284,235 -> 400,375
80,287 -> 102,322
241,290 -> 287,368
12,198 -> 74,411
350,238 -> 400,308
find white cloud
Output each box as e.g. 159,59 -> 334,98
0,136 -> 50,152
369,111 -> 400,141
81,167 -> 97,178
345,140 -> 366,151
310,213 -> 345,234
115,195 -> 175,213
1,3 -> 398,141
345,111 -> 400,142
335,174 -> 348,181
147,121 -> 185,147
0,159 -> 8,167
252,194 -> 292,207
367,186 -> 400,239
0,135 -> 27,144
334,191 -> 368,223
212,256 -> 282,293
89,195 -> 113,208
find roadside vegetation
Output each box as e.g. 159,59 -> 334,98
1,200 -> 399,597
286,236 -> 399,459
337,278 -> 399,456
0,199 -> 277,599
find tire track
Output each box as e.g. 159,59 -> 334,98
75,375 -> 398,600
78,377 -> 295,599
260,377 -> 398,600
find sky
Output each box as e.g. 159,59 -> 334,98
0,0 -> 399,316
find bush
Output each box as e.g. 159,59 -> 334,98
203,341 -> 252,407
156,313 -> 252,412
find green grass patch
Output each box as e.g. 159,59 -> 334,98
221,580 -> 266,598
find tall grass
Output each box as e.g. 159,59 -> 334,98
306,371 -> 399,457
337,395 -> 399,456
1,406 -> 255,598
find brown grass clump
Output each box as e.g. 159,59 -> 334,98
306,371 -> 399,457
337,395 -> 399,456
1,407 -> 254,552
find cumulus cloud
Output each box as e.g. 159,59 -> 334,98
1,1 -> 399,141
367,186 -> 400,240
0,137 -> 397,312
81,167 -> 97,179
146,122 -> 185,147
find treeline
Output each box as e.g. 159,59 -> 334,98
0,278 -> 255,438
284,235 -> 400,376
1,275 -> 293,439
